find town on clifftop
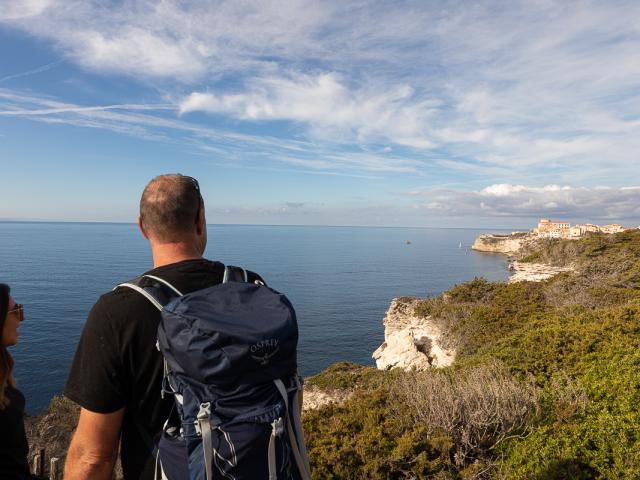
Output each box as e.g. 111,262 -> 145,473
472,219 -> 635,255
533,218 -> 627,239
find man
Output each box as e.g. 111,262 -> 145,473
64,174 -> 264,479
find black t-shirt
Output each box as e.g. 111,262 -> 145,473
0,385 -> 30,480
64,259 -> 263,480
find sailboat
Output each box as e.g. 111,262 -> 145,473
458,242 -> 462,248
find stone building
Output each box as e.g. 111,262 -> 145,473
535,219 -> 571,238
534,219 -> 627,239
601,224 -> 626,234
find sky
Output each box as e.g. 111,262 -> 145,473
0,0 -> 639,228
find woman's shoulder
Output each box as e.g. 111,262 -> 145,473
2,385 -> 25,412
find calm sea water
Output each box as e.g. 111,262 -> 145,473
0,222 -> 510,413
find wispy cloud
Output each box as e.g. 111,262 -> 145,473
1,1 -> 640,188
0,103 -> 176,116
0,88 -> 416,177
179,73 -> 437,148
0,60 -> 63,84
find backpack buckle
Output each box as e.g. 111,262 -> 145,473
194,402 -> 212,436
271,417 -> 284,437
197,402 -> 212,419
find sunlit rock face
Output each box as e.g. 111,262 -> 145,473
471,234 -> 530,254
508,261 -> 574,283
373,298 -> 455,371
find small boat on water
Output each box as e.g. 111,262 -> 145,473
458,242 -> 462,248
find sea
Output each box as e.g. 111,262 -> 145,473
0,222 -> 511,413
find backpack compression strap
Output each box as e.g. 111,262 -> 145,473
274,378 -> 312,480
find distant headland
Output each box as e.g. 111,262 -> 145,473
472,218 -> 634,255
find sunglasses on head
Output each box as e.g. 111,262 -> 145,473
8,303 -> 24,321
185,176 -> 203,224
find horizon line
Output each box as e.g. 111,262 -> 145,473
0,219 -> 516,230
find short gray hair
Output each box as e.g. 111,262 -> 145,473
139,174 -> 202,242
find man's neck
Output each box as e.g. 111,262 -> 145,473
150,242 -> 203,269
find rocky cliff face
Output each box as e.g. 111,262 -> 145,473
302,386 -> 353,411
508,261 -> 574,283
372,297 -> 455,371
471,234 -> 530,254
24,397 -> 83,479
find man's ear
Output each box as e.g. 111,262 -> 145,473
137,216 -> 150,239
196,207 -> 206,236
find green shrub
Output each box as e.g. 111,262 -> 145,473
304,231 -> 640,478
305,361 -> 393,391
304,389 -> 442,479
499,351 -> 640,479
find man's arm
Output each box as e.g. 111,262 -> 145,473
64,407 -> 124,480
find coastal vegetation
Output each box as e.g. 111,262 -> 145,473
25,231 -> 640,478
303,230 -> 640,479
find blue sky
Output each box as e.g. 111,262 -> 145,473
1,0 -> 639,227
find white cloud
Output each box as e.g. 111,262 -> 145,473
1,1 -> 640,182
0,0 -> 334,81
413,184 -> 640,221
480,184 -> 571,197
179,73 -> 436,147
0,0 -> 55,20
73,28 -> 206,80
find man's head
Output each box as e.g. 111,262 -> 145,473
138,174 -> 206,252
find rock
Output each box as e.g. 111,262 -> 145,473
372,298 -> 455,371
24,397 -> 79,479
302,386 -> 353,411
25,396 -> 124,479
472,232 -> 575,283
508,261 -> 574,283
471,233 -> 531,254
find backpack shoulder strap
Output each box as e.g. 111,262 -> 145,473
116,275 -> 183,311
222,264 -> 248,283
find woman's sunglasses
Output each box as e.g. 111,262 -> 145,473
8,304 -> 24,321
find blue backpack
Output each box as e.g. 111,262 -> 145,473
119,265 -> 312,480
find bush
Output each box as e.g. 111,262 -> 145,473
394,361 -> 540,467
304,389 -> 443,479
303,361 -> 543,479
304,231 -> 640,478
305,361 -> 392,391
500,351 -> 640,479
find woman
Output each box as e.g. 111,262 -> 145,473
0,283 -> 30,479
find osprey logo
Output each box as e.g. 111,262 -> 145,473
250,339 -> 280,365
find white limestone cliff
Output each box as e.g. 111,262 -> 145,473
471,234 -> 531,254
372,297 -> 455,371
508,261 -> 574,283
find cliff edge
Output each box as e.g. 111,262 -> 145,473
471,232 -> 532,254
372,297 -> 455,370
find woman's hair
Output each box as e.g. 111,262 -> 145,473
0,283 -> 15,409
